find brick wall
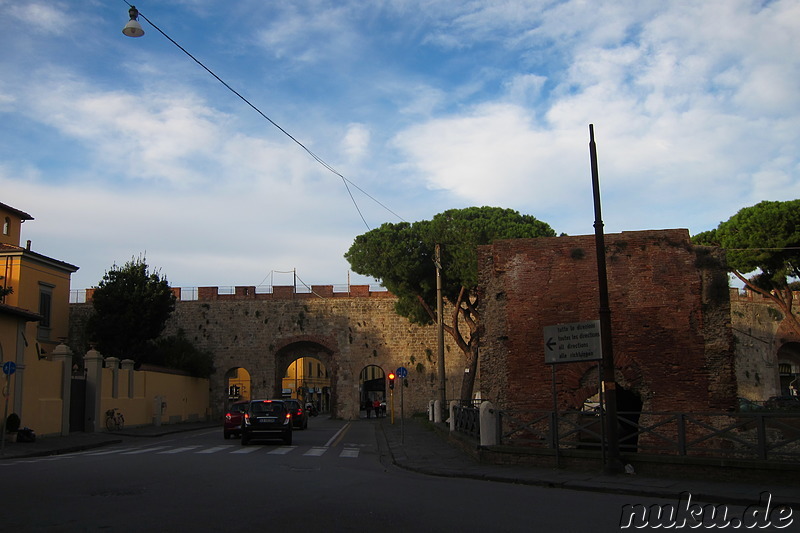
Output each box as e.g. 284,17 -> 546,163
477,229 -> 736,413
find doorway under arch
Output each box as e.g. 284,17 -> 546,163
360,364 -> 386,418
225,367 -> 251,405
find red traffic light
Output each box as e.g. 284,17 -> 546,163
388,372 -> 395,389
388,372 -> 395,380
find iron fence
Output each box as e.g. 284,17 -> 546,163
452,406 -> 800,462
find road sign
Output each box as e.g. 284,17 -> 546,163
543,320 -> 602,364
2,362 -> 15,375
396,366 -> 408,379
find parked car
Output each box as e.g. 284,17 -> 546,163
241,399 -> 293,445
283,398 -> 308,430
223,400 -> 249,439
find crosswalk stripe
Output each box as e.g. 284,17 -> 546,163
304,447 -> 327,456
196,446 -> 234,454
158,446 -> 202,454
340,448 -> 359,458
268,446 -> 296,455
121,446 -> 171,455
230,447 -> 260,454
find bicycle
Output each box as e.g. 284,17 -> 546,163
105,408 -> 125,431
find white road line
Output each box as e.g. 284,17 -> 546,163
157,446 -> 202,454
339,448 -> 359,458
268,446 -> 296,455
196,446 -> 235,454
304,447 -> 327,456
230,447 -> 260,454
121,446 -> 171,455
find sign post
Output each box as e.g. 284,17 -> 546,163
542,320 -> 602,364
1,361 -> 17,455
396,367 -> 408,443
543,321 -> 602,469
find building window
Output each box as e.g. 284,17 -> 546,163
38,284 -> 54,341
2,217 -> 9,236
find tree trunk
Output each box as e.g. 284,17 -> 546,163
460,343 -> 479,402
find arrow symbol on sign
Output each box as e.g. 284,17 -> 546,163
546,338 -> 557,351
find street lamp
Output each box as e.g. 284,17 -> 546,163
122,6 -> 145,38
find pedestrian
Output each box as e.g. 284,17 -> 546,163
365,397 -> 372,418
373,398 -> 381,418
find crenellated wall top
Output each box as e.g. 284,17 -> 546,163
73,284 -> 392,304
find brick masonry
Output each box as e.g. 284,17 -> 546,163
477,229 -> 737,414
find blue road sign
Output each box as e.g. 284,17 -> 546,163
396,366 -> 408,379
2,362 -> 16,375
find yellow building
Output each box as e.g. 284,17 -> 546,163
0,201 -> 78,435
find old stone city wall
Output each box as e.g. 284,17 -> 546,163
477,229 -> 737,414
70,286 -> 464,420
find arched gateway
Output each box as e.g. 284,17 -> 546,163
155,285 -> 459,420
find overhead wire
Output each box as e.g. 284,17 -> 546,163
122,2 -> 407,230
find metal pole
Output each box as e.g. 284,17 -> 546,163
435,244 -> 446,418
551,364 -> 560,469
589,124 -> 623,474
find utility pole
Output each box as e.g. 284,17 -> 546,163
434,243 -> 446,417
589,124 -> 623,474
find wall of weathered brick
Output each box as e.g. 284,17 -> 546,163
477,229 -> 736,413
70,286 -> 464,420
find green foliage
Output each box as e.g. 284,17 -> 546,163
0,284 -> 12,300
692,200 -> 800,290
345,206 -> 556,325
88,256 -> 176,364
153,329 -> 215,378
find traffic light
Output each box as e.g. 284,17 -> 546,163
388,372 -> 395,390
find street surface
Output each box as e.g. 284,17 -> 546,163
0,419 -> 785,532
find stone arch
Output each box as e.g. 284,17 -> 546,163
274,336 -> 337,415
360,364 -> 386,418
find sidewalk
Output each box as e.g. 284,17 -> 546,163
0,421 -> 217,460
376,416 -> 800,508
2,417 -> 799,509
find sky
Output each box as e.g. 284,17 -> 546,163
1,0 -> 798,294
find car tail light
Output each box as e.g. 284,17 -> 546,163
285,413 -> 291,420
225,413 -> 232,421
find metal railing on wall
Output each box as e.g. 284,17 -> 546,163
452,405 -> 800,463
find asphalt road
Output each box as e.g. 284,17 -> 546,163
1,419 -> 790,532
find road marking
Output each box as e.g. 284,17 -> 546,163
157,446 -> 202,454
121,446 -> 171,454
304,447 -> 327,456
339,448 -> 359,458
268,446 -> 296,455
196,445 -> 234,454
230,447 -> 260,454
326,422 -> 350,447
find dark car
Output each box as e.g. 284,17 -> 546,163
241,399 -> 293,445
283,398 -> 308,430
223,400 -> 249,439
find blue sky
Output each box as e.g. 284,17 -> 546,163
1,0 -> 798,291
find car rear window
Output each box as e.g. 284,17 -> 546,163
251,402 -> 283,415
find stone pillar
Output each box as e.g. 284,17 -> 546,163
448,400 -> 458,431
51,342 -> 73,436
433,399 -> 442,424
105,357 -> 119,399
121,359 -> 135,399
84,348 -> 103,433
479,401 -> 498,447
